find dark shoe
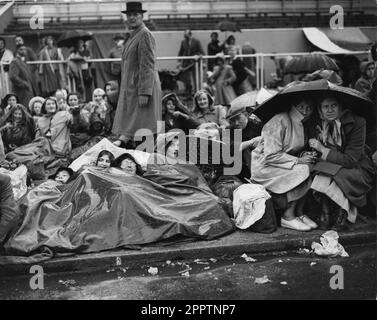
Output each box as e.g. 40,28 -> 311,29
319,211 -> 331,230
331,209 -> 349,232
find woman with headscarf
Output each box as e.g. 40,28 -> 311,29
192,89 -> 229,129
208,54 -> 237,105
0,104 -> 35,153
251,97 -> 318,232
162,92 -> 198,134
354,61 -> 375,95
308,94 -> 375,231
104,81 -> 119,135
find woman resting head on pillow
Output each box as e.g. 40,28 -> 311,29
96,150 -> 115,169
113,153 -> 144,176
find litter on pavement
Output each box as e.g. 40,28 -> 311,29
311,231 -> 349,257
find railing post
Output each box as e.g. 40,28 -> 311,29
260,54 -> 264,89
195,55 -> 200,93
256,54 -> 260,90
199,55 -> 204,90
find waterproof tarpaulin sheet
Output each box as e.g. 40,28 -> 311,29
303,28 -> 351,54
5,165 -> 234,256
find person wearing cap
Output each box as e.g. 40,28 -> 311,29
226,104 -> 262,180
113,2 -> 161,149
107,34 -> 126,84
354,60 -> 375,95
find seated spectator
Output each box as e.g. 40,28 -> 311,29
208,54 -> 237,105
0,173 -> 19,247
28,96 -> 45,125
104,81 -> 119,135
0,104 -> 35,153
354,61 -> 375,95
67,92 -> 91,148
192,89 -> 229,128
91,88 -> 107,120
0,94 -> 19,119
308,94 -> 375,231
251,97 -> 318,232
55,89 -> 68,111
162,92 -> 198,134
226,103 -> 262,180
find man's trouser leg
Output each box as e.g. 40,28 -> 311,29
0,174 -> 19,244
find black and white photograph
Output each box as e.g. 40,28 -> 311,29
0,0 -> 376,305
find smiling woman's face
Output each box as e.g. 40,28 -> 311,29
97,155 -> 111,169
320,97 -> 342,121
45,99 -> 57,114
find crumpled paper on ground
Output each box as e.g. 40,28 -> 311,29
311,231 -> 349,258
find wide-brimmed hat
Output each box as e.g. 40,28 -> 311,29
121,2 -> 147,14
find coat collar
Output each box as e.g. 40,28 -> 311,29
339,109 -> 356,126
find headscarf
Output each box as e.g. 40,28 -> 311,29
317,99 -> 345,149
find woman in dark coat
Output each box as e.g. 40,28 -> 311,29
308,94 -> 375,231
0,104 -> 35,153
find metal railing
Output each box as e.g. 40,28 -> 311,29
0,50 -> 370,99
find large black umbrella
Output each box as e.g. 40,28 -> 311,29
284,53 -> 339,75
57,30 -> 93,48
216,20 -> 241,32
253,79 -> 375,126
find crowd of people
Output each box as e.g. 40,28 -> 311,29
0,2 -> 376,259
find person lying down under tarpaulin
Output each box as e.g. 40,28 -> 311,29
4,160 -> 234,256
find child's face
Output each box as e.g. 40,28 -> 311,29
55,170 -> 71,184
97,155 -> 111,169
33,102 -> 42,115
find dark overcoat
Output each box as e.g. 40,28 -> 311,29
112,23 -> 161,139
316,110 -> 376,207
9,57 -> 38,107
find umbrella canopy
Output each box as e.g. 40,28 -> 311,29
253,79 -> 376,126
284,54 -> 339,75
216,20 -> 241,32
57,30 -> 93,48
230,88 -> 277,110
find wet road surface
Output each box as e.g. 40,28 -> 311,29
0,243 -> 375,300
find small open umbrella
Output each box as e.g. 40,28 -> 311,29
284,53 -> 339,75
253,79 -> 375,125
57,30 -> 93,48
230,88 -> 277,110
216,20 -> 241,33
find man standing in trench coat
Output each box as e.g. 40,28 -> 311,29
113,2 -> 161,148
